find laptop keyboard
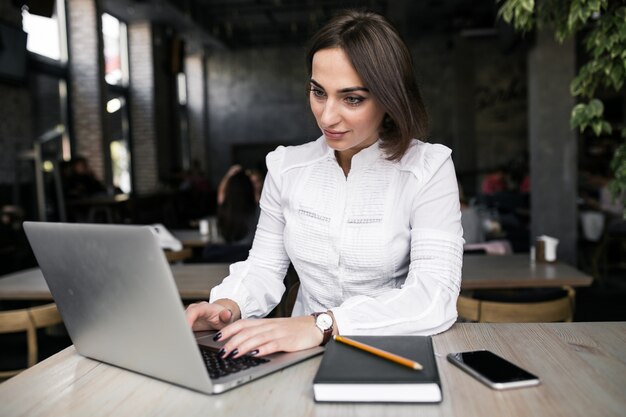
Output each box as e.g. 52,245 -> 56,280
199,345 -> 270,379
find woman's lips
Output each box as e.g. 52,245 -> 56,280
323,129 -> 348,140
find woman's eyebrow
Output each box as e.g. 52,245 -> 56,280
338,86 -> 369,93
310,79 -> 325,90
310,79 -> 369,94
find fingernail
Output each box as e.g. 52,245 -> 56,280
248,349 -> 259,356
227,349 -> 239,358
218,348 -> 225,356
213,332 -> 222,341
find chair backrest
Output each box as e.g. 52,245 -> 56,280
29,303 -> 62,328
457,286 -> 575,323
0,303 -> 62,378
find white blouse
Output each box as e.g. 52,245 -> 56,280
210,136 -> 464,336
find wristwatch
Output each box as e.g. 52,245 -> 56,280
311,312 -> 334,346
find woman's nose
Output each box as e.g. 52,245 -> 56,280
319,100 -> 341,127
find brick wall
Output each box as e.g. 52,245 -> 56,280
128,21 -> 159,194
67,0 -> 107,182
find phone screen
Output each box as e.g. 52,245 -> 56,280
447,350 -> 539,387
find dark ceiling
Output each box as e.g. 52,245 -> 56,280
103,0 -> 500,50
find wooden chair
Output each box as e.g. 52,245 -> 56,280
457,286 -> 576,323
0,303 -> 63,379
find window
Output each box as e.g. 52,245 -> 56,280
102,13 -> 129,86
21,1 -> 68,62
105,94 -> 132,193
102,13 -> 132,193
177,72 -> 191,171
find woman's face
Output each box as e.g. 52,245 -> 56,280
309,48 -> 386,159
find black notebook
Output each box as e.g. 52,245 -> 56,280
313,336 -> 442,403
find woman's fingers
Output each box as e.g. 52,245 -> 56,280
185,302 -> 207,329
220,320 -> 281,357
228,329 -> 277,358
217,318 -> 273,350
187,313 -> 323,358
219,316 -> 321,358
218,308 -> 233,325
185,301 -> 232,331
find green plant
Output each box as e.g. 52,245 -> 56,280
499,0 -> 626,216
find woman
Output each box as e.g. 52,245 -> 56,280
186,10 -> 463,359
216,165 -> 259,245
203,166 -> 261,263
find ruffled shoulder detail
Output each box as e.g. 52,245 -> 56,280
397,140 -> 453,185
265,136 -> 330,175
265,144 -> 286,175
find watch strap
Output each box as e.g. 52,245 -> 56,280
311,312 -> 333,346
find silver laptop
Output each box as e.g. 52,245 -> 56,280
23,221 -> 323,394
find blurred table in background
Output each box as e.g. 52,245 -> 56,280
172,229 -> 212,247
164,248 -> 193,263
65,192 -> 177,225
0,264 -> 230,301
462,254 -> 593,289
1,255 -> 592,302
65,194 -> 130,223
173,218 -> 224,248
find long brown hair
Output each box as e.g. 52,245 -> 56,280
217,171 -> 257,243
306,10 -> 429,161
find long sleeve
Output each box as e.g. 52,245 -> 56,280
209,147 -> 291,318
330,149 -> 464,335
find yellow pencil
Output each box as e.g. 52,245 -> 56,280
333,335 -> 423,371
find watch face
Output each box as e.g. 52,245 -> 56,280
316,313 -> 333,330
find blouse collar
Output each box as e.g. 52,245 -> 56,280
318,136 -> 384,172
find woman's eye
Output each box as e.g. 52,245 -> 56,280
310,88 -> 326,98
345,96 -> 363,106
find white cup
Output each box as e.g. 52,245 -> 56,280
199,219 -> 209,236
536,235 -> 559,262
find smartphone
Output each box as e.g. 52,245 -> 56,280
447,350 -> 540,390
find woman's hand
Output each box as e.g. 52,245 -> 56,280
215,316 -> 323,358
185,299 -> 241,331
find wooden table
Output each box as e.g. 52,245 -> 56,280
0,255 -> 592,301
172,229 -> 213,247
461,254 -> 593,289
0,322 -> 623,417
0,264 -> 230,301
164,248 -> 193,263
173,223 -> 224,248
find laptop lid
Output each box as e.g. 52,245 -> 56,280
24,222 -> 216,393
24,222 -> 324,394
